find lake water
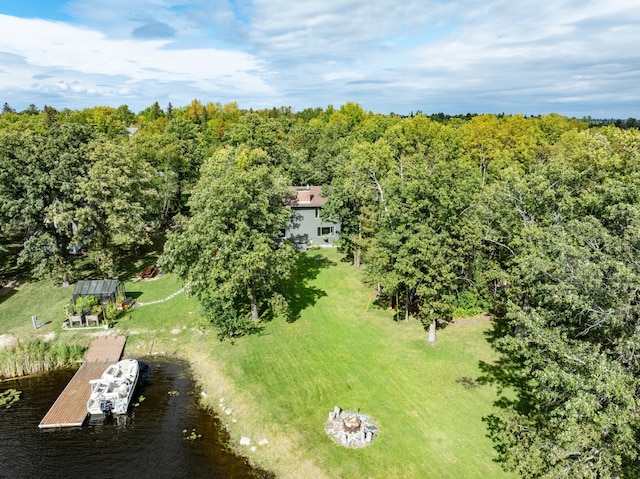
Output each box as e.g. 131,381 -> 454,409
0,359 -> 271,479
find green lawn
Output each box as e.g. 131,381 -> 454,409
0,249 -> 512,478
195,250 -> 512,479
0,280 -> 73,340
123,274 -> 186,304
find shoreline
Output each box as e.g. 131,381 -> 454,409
0,256 -> 509,478
1,341 -> 283,478
132,341 -> 326,479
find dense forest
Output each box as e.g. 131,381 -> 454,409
2,100 -> 640,477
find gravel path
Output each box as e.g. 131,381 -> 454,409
133,285 -> 187,307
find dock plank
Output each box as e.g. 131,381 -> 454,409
85,335 -> 127,362
38,335 -> 127,429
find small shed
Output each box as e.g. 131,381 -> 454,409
72,280 -> 125,303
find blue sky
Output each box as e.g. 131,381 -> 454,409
0,0 -> 639,117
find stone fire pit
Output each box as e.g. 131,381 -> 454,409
342,415 -> 362,433
325,406 -> 378,448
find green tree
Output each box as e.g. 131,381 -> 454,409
66,139 -> 157,276
323,138 -> 393,267
68,106 -> 130,135
22,104 -> 40,115
327,115 -> 483,341
0,124 -> 96,280
365,156 -> 483,341
485,217 -> 640,478
459,114 -> 503,185
224,112 -> 288,167
143,101 -> 164,121
116,104 -> 136,125
133,118 -> 204,224
160,146 -> 297,337
482,128 -> 640,477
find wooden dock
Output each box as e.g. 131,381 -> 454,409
38,335 -> 127,429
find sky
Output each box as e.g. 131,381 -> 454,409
0,0 -> 639,117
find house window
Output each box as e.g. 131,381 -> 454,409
317,226 -> 334,236
315,208 -> 320,218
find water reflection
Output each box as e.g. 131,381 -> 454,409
0,358 -> 271,479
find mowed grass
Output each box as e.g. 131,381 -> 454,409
0,273 -> 199,350
203,249 -> 512,479
123,274 -> 186,303
0,280 -> 73,340
0,250 -> 512,478
117,274 -> 204,356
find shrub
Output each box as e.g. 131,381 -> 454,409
202,299 -> 260,340
104,302 -> 115,320
451,290 -> 489,318
269,292 -> 291,322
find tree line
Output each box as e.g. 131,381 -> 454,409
1,101 -> 640,477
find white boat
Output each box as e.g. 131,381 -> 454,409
87,359 -> 139,417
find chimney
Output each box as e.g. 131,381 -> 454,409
297,186 -> 311,203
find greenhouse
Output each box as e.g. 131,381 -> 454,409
72,279 -> 124,303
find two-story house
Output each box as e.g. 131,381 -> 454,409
284,186 -> 340,250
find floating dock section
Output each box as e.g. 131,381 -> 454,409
38,335 -> 127,429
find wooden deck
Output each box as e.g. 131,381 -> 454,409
38,336 -> 127,429
84,335 -> 127,362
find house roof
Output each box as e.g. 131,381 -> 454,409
72,280 -> 122,300
286,186 -> 328,208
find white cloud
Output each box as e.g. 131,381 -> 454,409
0,13 -> 274,109
0,1 -> 639,116
225,0 -> 638,115
249,0 -> 450,62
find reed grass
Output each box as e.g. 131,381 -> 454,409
0,340 -> 85,379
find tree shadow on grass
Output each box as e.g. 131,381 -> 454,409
0,235 -> 33,303
475,311 -> 536,465
282,252 -> 332,323
0,283 -> 19,306
477,312 -> 535,410
115,233 -> 166,281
